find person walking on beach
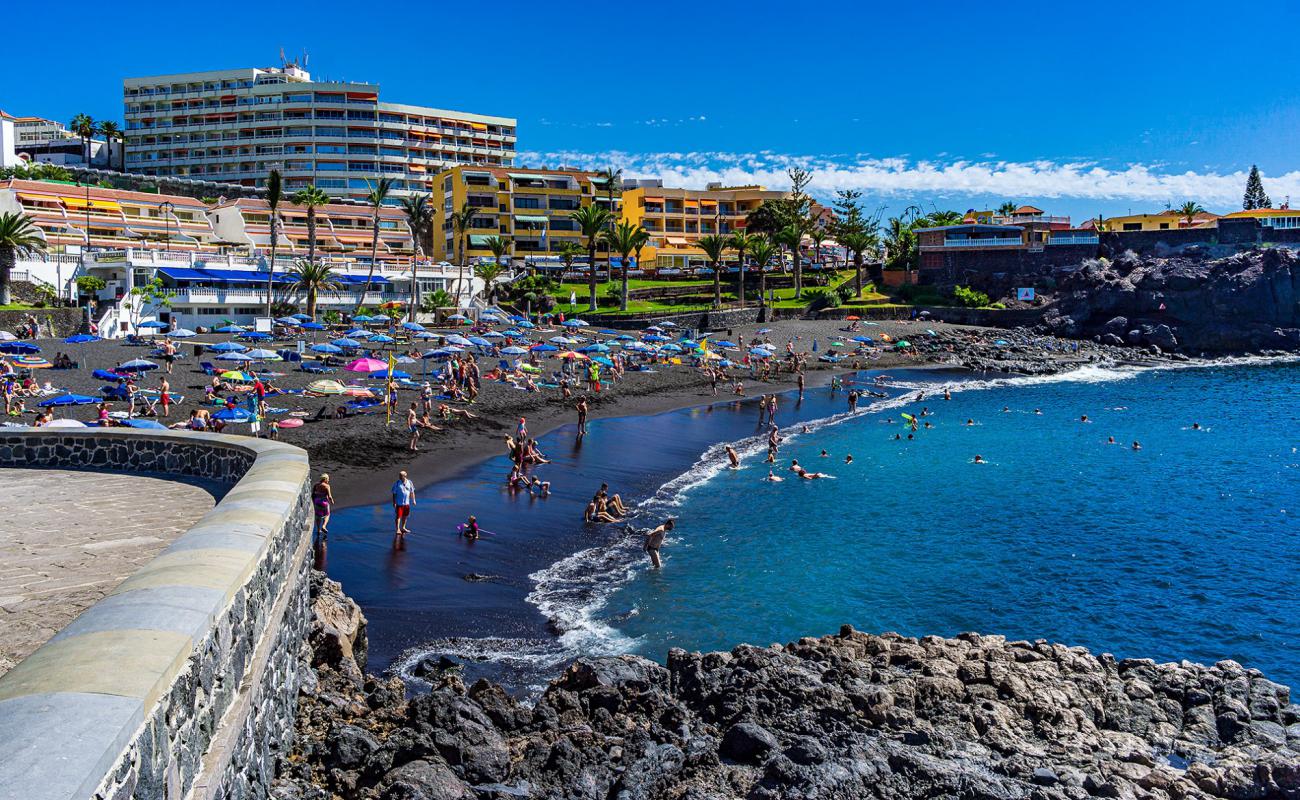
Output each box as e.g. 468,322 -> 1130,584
312,474 -> 333,540
162,339 -> 176,374
576,398 -> 589,436
391,470 -> 415,539
797,370 -> 805,401
643,518 -> 675,569
158,376 -> 172,417
407,403 -> 422,451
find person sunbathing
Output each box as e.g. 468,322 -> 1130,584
439,403 -> 478,421
584,498 -> 621,524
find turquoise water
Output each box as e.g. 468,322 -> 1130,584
609,360 -> 1300,685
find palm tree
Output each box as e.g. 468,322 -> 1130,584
838,230 -> 878,297
474,259 -> 506,305
696,234 -> 729,309
264,169 -> 282,319
0,212 -> 46,305
447,202 -> 480,308
1176,201 -> 1205,229
287,259 -> 340,319
482,235 -> 510,304
599,166 -> 622,279
747,236 -> 776,311
570,204 -> 614,312
997,201 -> 1017,218
601,219 -> 648,311
400,193 -> 431,320
774,224 -> 802,291
727,230 -> 756,309
357,177 -> 395,310
290,185 -> 330,270
97,121 -> 122,170
69,114 -> 96,166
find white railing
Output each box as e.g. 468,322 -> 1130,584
938,238 -> 1024,248
166,287 -> 405,306
1048,235 -> 1100,246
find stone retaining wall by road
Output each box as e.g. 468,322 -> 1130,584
0,430 -> 312,800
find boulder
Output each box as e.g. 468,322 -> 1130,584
720,722 -> 779,764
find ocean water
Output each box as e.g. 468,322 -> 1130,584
324,358 -> 1300,694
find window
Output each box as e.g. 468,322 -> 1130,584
1122,223 -> 1141,231
316,144 -> 346,154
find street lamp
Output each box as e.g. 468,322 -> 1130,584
159,201 -> 175,254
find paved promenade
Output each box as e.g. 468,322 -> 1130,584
0,468 -> 225,677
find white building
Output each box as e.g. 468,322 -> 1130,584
122,63 -> 517,203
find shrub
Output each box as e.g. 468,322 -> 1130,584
989,302 -> 1006,310
804,287 -> 842,310
834,282 -> 856,302
896,283 -> 944,305
952,285 -> 991,308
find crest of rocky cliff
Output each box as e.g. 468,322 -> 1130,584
272,572 -> 1300,800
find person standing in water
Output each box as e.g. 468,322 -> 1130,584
643,518 -> 675,569
576,398 -> 589,436
391,470 -> 416,539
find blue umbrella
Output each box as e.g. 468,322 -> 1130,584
331,338 -> 361,348
592,356 -> 615,367
660,321 -> 678,328
169,328 -> 197,338
615,334 -> 635,341
301,321 -> 326,331
39,393 -> 99,407
468,336 -> 492,347
851,336 -> 874,343
579,343 -> 609,353
370,370 -> 411,379
530,343 -> 558,352
213,407 -> 252,422
447,313 -> 469,322
446,334 -> 473,346
0,342 -> 40,354
401,321 -> 426,332
217,352 -> 255,362
508,315 -> 526,322
64,334 -> 101,344
352,315 -> 375,323
500,346 -> 527,355
311,343 -> 343,354
124,419 -> 167,430
598,329 -> 619,336
423,348 -> 458,359
275,317 -> 301,326
714,340 -> 737,348
344,329 -> 372,338
483,331 -> 505,339
242,331 -> 272,340
370,334 -> 396,344
661,343 -> 683,353
215,324 -> 247,333
516,320 -> 536,329
643,334 -> 669,343
414,331 -> 439,340
138,320 -> 168,329
209,342 -> 247,352
291,313 -> 312,321
118,359 -> 159,372
562,319 -> 587,328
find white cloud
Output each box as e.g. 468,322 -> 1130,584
516,150 -> 1300,206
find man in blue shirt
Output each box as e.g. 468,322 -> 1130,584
391,470 -> 415,538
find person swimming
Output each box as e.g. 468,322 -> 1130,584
1080,414 -> 1090,423
844,455 -> 853,464
1107,436 -> 1116,444
965,419 -> 975,426
725,444 -> 740,469
973,455 -> 985,464
819,449 -> 829,457
765,469 -> 784,482
1132,441 -> 1142,450
1191,422 -> 1201,430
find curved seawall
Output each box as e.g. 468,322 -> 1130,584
0,430 -> 312,800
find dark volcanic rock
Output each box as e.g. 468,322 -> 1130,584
274,575 -> 1300,800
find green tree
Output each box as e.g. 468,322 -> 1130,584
839,231 -> 878,299
358,177 -> 395,310
480,235 -> 510,304
601,219 -> 649,311
400,193 -> 432,320
0,212 -> 46,305
76,275 -> 106,298
1176,201 -> 1205,229
570,204 -> 614,312
774,223 -> 803,286
287,259 -> 340,319
1243,165 -> 1271,210
420,288 -> 453,314
69,114 -> 96,166
264,169 -> 282,318
447,202 -> 480,308
97,121 -> 122,169
128,278 -> 171,329
290,184 -> 330,270
696,234 -> 729,309
555,240 -> 584,279
881,216 -> 918,272
997,201 -> 1017,217
473,259 -> 506,305
746,236 -> 776,309
728,230 -> 757,309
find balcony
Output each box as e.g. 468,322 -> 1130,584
926,237 -> 1025,249
1048,235 -> 1099,246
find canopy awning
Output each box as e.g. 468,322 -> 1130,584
468,235 -> 493,246
507,172 -> 545,181
470,122 -> 488,131
16,193 -> 61,205
666,237 -> 689,245
683,200 -> 700,208
62,197 -> 122,212
514,215 -> 549,224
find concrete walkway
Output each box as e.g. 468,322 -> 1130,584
0,468 -> 225,677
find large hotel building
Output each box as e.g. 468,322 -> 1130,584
122,63 -> 517,202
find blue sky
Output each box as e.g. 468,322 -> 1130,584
5,0 -> 1300,221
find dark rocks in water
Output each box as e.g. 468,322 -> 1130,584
273,580 -> 1300,800
462,573 -> 501,583
410,655 -> 461,679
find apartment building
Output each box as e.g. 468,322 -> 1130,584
0,178 -> 219,252
1093,211 -> 1220,232
430,166 -> 618,263
0,111 -> 122,169
208,198 -> 414,263
619,183 -> 786,269
122,64 -> 517,202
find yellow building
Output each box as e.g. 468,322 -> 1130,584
619,185 -> 785,268
1221,207 -> 1300,230
430,166 -> 616,263
1098,211 -> 1219,232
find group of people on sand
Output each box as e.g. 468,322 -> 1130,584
583,483 -> 627,523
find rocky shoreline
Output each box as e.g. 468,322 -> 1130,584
273,574 -> 1300,800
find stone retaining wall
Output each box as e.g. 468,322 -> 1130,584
0,430 -> 312,800
0,307 -> 84,338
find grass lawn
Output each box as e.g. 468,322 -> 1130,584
0,303 -> 36,311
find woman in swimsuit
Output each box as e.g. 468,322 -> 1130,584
312,474 -> 334,539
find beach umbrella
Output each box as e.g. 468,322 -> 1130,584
447,313 -> 468,322
369,334 -> 396,344
215,324 -> 246,333
482,331 -> 505,339
344,357 -> 388,372
422,348 -> 457,359
39,393 -> 98,407
549,336 -> 575,345
380,301 -> 404,310
311,343 -> 343,354
307,379 -> 346,394
845,315 -> 861,321
0,331 -> 15,341
370,369 -> 411,379
275,317 -> 301,326
660,321 -> 678,328
12,355 -> 51,368
530,343 -> 558,352
757,327 -> 772,334
352,315 -> 374,323
614,334 -> 634,341
579,343 -> 609,353
468,336 -> 492,347
169,328 -> 197,338
679,339 -> 698,348
713,340 -> 737,348
556,351 -> 588,360
660,343 -> 683,353
217,352 -> 255,362
645,325 -> 663,332
344,329 -> 372,338
592,356 -> 615,367
401,321 -> 426,332
331,338 -> 362,348
245,348 -> 282,361
301,321 -> 326,331
45,418 -> 88,428
516,320 -> 535,329
562,319 -> 587,328
0,342 -> 40,354
598,329 -> 619,336
117,359 -> 159,372
446,334 -> 472,346
242,331 -> 272,340
209,341 -> 247,352
137,320 -> 168,329
291,313 -> 312,321
64,334 -> 101,344
749,348 -> 773,358
895,340 -> 911,348
124,419 -> 167,430
213,407 -> 253,422
394,355 -> 418,364
500,346 -> 527,356
851,336 -> 874,343
414,331 -> 439,340
643,334 -> 669,343
220,370 -> 254,381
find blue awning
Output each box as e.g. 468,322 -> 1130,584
158,267 -> 389,285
